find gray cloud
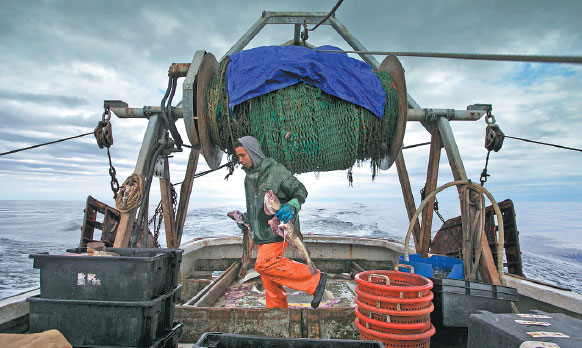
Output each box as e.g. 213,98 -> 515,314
0,89 -> 88,107
0,0 -> 580,202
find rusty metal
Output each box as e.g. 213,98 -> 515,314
182,50 -> 205,149
196,52 -> 223,169
168,63 -> 191,77
378,55 -> 407,169
110,106 -> 184,119
80,195 -> 120,247
430,199 -> 524,276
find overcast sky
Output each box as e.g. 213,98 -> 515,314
0,0 -> 581,214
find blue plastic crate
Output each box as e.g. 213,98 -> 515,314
398,254 -> 464,279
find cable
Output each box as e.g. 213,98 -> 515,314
506,135 -> 582,153
313,49 -> 582,64
0,132 -> 93,156
308,0 -> 343,32
402,141 -> 431,150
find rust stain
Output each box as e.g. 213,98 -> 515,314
168,63 -> 191,77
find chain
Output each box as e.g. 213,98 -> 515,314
102,104 -> 111,122
106,148 -> 120,199
95,103 -> 119,199
420,187 -> 446,224
148,201 -> 163,248
480,150 -> 492,186
147,181 -> 177,248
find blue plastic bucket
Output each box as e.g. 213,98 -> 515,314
398,254 -> 464,279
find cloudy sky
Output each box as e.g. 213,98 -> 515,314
0,0 -> 581,214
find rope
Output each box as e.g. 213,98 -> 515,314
172,161 -> 236,187
0,132 -> 93,156
314,49 -> 582,65
115,173 -> 145,213
506,135 -> 582,152
403,180 -> 506,286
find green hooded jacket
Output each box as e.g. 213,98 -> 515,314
243,157 -> 308,244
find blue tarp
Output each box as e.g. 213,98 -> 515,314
226,45 -> 386,118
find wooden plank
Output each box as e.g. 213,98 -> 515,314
113,212 -> 136,248
194,262 -> 241,307
175,149 -> 200,246
480,227 -> 501,285
419,124 -> 441,257
114,115 -> 162,248
395,152 -> 422,247
183,262 -> 239,306
160,156 -> 177,248
176,307 -> 303,342
302,308 -> 359,339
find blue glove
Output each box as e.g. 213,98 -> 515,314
276,203 -> 295,223
237,222 -> 245,230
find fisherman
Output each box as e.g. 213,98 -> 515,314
234,135 -> 327,309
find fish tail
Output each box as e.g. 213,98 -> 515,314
308,263 -> 318,276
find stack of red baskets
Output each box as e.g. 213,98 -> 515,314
354,265 -> 435,348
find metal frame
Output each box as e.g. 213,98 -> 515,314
110,11 -> 487,272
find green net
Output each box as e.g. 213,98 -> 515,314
207,57 -> 399,175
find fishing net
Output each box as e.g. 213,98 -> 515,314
207,56 -> 399,175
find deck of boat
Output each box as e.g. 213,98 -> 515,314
205,272 -> 355,309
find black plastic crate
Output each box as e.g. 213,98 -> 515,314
194,333 -> 384,348
27,285 -> 181,347
468,311 -> 581,348
73,322 -> 183,348
30,248 -> 182,301
431,278 -> 518,327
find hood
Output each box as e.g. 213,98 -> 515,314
238,136 -> 265,170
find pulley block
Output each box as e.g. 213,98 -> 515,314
485,124 -> 504,152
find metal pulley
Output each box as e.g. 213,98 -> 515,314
485,123 -> 504,152
471,104 -> 504,152
94,105 -> 114,149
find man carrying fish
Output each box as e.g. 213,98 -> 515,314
233,135 -> 327,309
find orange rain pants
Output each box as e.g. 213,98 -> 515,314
255,241 -> 321,308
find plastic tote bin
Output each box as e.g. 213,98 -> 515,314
468,311 -> 581,348
27,285 -> 181,347
431,278 -> 518,327
73,322 -> 183,348
398,254 -> 464,279
194,332 -> 384,347
30,247 -> 182,301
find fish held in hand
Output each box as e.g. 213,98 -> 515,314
227,210 -> 254,279
279,221 -> 318,275
264,190 -> 281,215
263,190 -> 317,275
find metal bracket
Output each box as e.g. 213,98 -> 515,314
153,156 -> 165,178
423,108 -> 455,121
104,100 -> 128,109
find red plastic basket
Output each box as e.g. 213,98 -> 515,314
355,318 -> 435,348
355,298 -> 433,328
355,270 -> 433,300
355,306 -> 431,335
355,285 -> 434,311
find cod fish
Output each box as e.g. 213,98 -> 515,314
227,210 -> 254,279
263,190 -> 317,275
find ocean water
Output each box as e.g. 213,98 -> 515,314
0,200 -> 581,300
